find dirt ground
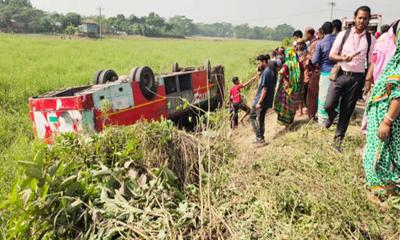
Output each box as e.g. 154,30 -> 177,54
229,98 -> 367,167
230,110 -> 311,164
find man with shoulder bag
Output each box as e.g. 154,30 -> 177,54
325,6 -> 376,152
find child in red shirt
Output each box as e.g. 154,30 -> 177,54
230,75 -> 257,129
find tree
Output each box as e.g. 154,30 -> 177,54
169,15 -> 194,36
145,12 -> 165,28
2,0 -> 31,7
108,14 -> 133,33
234,24 -> 251,39
210,22 -> 233,38
0,2 -> 296,40
264,26 -> 274,39
64,24 -> 76,35
64,12 -> 81,28
36,14 -> 52,32
273,24 -> 295,41
250,26 -> 267,39
195,22 -> 234,38
0,1 -> 44,33
195,23 -> 215,36
131,23 -> 142,35
128,14 -> 139,24
141,12 -> 168,36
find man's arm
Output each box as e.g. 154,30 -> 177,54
256,71 -> 269,109
329,32 -> 353,62
256,87 -> 267,109
311,42 -> 321,65
243,74 -> 258,88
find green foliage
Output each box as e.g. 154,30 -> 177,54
107,14 -> 132,34
2,0 -> 31,7
0,2 -> 295,40
0,1 -> 43,33
0,121 -> 230,239
0,34 -> 275,197
274,24 -> 296,41
214,124 -> 400,239
196,22 -> 234,38
0,33 -> 240,235
64,24 -> 76,35
0,33 -> 399,239
169,15 -> 195,36
195,22 -> 295,41
64,12 -> 81,27
233,24 -> 252,39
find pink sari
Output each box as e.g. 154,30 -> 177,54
361,22 -> 399,134
372,31 -> 398,83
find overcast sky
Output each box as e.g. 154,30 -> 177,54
30,0 -> 399,30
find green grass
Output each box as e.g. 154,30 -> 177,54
0,34 -> 278,198
214,123 -> 400,239
1,34 -> 400,239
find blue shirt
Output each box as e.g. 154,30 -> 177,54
311,34 -> 336,73
253,67 -> 276,109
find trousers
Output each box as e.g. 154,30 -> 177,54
230,102 -> 251,128
325,72 -> 365,139
250,106 -> 268,140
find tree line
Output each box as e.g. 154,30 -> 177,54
0,0 -> 295,40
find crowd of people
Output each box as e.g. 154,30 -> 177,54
229,5 -> 400,200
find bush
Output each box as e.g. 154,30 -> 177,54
0,120 -> 232,239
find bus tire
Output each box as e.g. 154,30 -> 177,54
99,69 -> 118,84
135,66 -> 156,100
92,70 -> 103,85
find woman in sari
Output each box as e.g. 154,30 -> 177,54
361,19 -> 400,134
274,48 -> 303,126
363,31 -> 400,198
304,36 -> 321,120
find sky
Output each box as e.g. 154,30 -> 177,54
30,0 -> 399,30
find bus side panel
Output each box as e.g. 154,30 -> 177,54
30,110 -> 95,142
29,95 -> 93,112
93,81 -> 168,131
191,71 -> 217,106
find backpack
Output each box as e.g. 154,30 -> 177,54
340,28 -> 372,66
329,28 -> 371,81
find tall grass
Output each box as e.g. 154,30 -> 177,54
1,34 -> 400,239
213,123 -> 400,239
0,118 -> 233,239
0,34 -> 277,198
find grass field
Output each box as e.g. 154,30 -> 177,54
0,34 -> 277,198
1,34 -> 400,239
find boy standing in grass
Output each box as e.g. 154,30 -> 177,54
229,76 -> 257,129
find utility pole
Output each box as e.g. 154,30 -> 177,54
329,0 -> 336,20
97,7 -> 104,38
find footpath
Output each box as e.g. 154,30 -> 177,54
214,91 -> 399,238
229,95 -> 312,166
